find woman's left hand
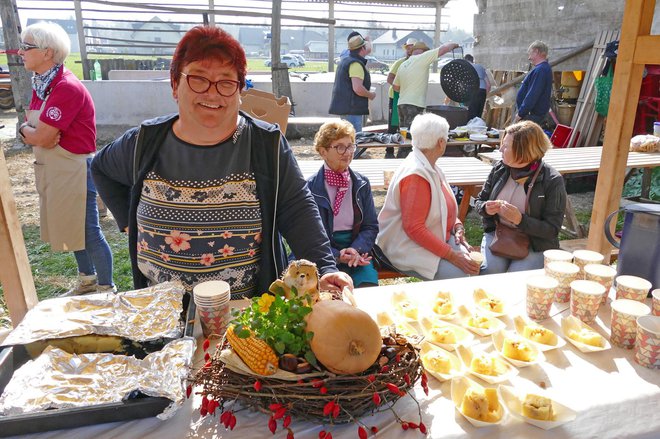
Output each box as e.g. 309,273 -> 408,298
497,201 -> 523,225
320,271 -> 354,292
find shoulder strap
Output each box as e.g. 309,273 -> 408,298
523,163 -> 543,214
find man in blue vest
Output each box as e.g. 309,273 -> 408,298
329,34 -> 376,133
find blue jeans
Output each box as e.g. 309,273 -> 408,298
73,159 -> 114,286
480,231 -> 544,274
344,115 -> 363,133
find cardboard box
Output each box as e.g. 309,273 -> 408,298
240,89 -> 291,133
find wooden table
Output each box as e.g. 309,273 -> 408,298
354,138 -> 501,159
297,157 -> 493,222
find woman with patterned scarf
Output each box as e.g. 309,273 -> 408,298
475,121 -> 567,274
18,22 -> 115,295
306,120 -> 379,287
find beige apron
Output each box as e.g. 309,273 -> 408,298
29,100 -> 91,252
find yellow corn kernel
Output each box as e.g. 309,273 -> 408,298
226,325 -> 278,376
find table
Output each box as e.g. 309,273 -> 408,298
21,270 -> 659,438
354,138 -> 501,159
297,157 -> 493,221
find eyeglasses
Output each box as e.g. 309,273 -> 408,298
20,42 -> 40,51
180,72 -> 240,97
326,143 -> 357,155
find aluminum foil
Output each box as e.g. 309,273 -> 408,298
2,282 -> 185,346
0,337 -> 195,419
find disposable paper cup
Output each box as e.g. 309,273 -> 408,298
383,170 -> 394,189
615,275 -> 652,302
584,264 -> 617,305
526,275 -> 559,321
545,261 -> 580,303
652,289 -> 660,317
469,251 -> 484,268
572,250 -> 605,277
610,299 -> 651,349
400,127 -> 409,140
194,281 -> 231,338
194,280 -> 230,303
543,249 -> 573,269
634,315 -> 660,368
570,280 -> 605,324
197,302 -> 231,339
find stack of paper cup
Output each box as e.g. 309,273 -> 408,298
652,289 -> 660,316
526,275 -> 559,320
193,280 -> 231,338
634,316 -> 660,368
584,264 -> 617,305
615,275 -> 652,302
543,249 -> 573,269
545,261 -> 580,303
570,280 -> 605,324
610,299 -> 650,349
572,250 -> 605,278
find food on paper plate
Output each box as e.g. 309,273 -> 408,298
433,293 -> 453,315
470,352 -> 500,376
397,300 -> 419,320
469,314 -> 493,329
423,350 -> 452,374
522,325 -> 558,346
502,337 -> 536,362
430,326 -> 457,344
522,394 -> 555,421
479,298 -> 504,313
461,387 -> 501,422
567,328 -> 604,347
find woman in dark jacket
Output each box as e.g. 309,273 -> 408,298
475,121 -> 566,274
307,120 -> 379,287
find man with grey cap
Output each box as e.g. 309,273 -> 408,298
393,40 -> 459,158
329,34 -> 376,133
384,37 -> 416,158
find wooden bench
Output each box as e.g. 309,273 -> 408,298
559,238 -> 619,263
377,268 -> 408,280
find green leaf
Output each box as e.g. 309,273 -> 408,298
304,350 -> 318,367
274,341 -> 285,354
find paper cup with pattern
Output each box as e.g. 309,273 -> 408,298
194,281 -> 231,338
634,315 -> 660,369
610,299 -> 651,349
572,250 -> 605,277
615,275 -> 652,302
543,249 -> 573,269
584,264 -> 617,305
526,275 -> 559,321
545,261 -> 580,303
570,280 -> 605,324
652,289 -> 660,317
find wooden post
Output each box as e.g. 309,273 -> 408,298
0,148 -> 38,325
431,2 -> 445,74
328,0 -> 335,73
73,0 -> 91,80
270,0 -> 293,102
587,0 -> 658,256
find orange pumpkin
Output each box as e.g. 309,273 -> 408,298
306,300 -> 382,374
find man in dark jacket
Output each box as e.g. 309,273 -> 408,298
329,34 -> 376,133
515,40 -> 553,124
91,25 -> 352,299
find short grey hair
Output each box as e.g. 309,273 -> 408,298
528,40 -> 548,57
22,22 -> 71,64
410,112 -> 449,151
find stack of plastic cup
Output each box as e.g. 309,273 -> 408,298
193,280 -> 231,338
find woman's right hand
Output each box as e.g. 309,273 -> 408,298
484,200 -> 501,216
447,249 -> 480,275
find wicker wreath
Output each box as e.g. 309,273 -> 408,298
192,334 -> 425,428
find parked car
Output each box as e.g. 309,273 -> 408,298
264,55 -> 300,68
290,54 -> 305,66
333,55 -> 389,74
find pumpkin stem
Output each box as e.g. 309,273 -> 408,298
349,340 -> 365,356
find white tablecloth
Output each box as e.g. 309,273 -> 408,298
13,270 -> 660,439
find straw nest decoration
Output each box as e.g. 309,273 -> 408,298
192,334 -> 424,425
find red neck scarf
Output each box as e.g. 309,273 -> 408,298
324,168 -> 350,216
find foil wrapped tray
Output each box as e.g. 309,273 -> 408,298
0,294 -> 195,436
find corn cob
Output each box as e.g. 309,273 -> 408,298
226,325 -> 278,376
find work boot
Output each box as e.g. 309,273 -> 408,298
61,274 -> 97,297
396,147 -> 411,159
97,284 -> 118,294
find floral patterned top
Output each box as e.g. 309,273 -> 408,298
136,121 -> 262,298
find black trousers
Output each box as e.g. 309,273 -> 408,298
467,88 -> 487,121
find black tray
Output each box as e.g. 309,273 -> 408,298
0,300 -> 196,437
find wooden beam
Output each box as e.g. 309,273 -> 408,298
633,35 -> 660,64
587,0 -> 655,257
0,149 -> 38,325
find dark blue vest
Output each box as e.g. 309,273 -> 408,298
328,53 -> 371,116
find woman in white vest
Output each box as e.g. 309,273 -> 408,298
376,113 -> 480,280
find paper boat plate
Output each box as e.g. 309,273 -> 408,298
458,305 -> 506,337
420,316 -> 474,351
451,376 -> 505,427
561,315 -> 611,353
498,384 -> 577,430
420,341 -> 463,382
378,317 -> 424,345
473,288 -> 508,318
492,330 -> 545,368
391,291 -> 420,322
429,290 -> 457,320
512,316 -> 566,351
455,345 -> 518,384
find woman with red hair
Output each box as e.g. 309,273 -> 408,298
92,26 -> 352,299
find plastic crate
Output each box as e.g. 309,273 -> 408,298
551,124 -> 580,148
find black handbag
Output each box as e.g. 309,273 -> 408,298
488,165 -> 542,260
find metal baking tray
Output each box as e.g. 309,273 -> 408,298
0,300 -> 196,436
